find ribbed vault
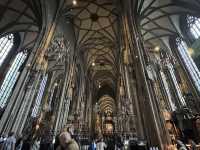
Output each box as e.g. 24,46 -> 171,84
136,0 -> 200,49
62,0 -> 200,115
98,95 -> 116,115
62,0 -> 200,90
0,0 -> 43,51
1,0 -> 200,142
64,0 -> 119,89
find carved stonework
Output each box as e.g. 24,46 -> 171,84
38,111 -> 54,144
46,35 -> 72,72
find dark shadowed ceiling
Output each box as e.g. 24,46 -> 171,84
0,0 -> 43,51
136,0 -> 200,50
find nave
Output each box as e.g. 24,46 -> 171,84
1,0 -> 200,149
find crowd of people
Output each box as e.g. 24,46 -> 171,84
0,129 -> 199,150
0,131 -> 108,150
0,131 -> 79,150
74,134 -> 147,150
0,131 -> 145,150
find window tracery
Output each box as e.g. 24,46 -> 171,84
176,37 -> 200,91
0,34 -> 27,108
187,15 -> 200,39
0,52 -> 27,108
0,34 -> 14,66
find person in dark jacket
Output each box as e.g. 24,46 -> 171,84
54,134 -> 60,150
88,139 -> 96,150
21,137 -> 31,150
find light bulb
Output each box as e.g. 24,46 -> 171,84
154,46 -> 160,52
72,0 -> 77,5
188,48 -> 194,56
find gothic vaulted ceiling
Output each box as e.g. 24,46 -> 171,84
0,0 -> 43,51
99,95 -> 116,115
136,0 -> 200,50
63,0 -> 200,89
63,0 -> 200,113
64,0 -> 119,89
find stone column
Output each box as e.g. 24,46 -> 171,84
13,71 -> 42,134
54,61 -> 75,134
157,69 -> 176,111
120,1 -> 171,147
164,62 -> 186,108
88,83 -> 94,135
123,65 -> 141,135
0,64 -> 38,134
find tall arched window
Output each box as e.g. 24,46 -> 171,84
0,34 -> 27,108
176,37 -> 200,91
187,15 -> 200,39
31,74 -> 48,117
0,34 -> 14,66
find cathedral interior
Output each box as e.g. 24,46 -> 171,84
1,0 -> 200,149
